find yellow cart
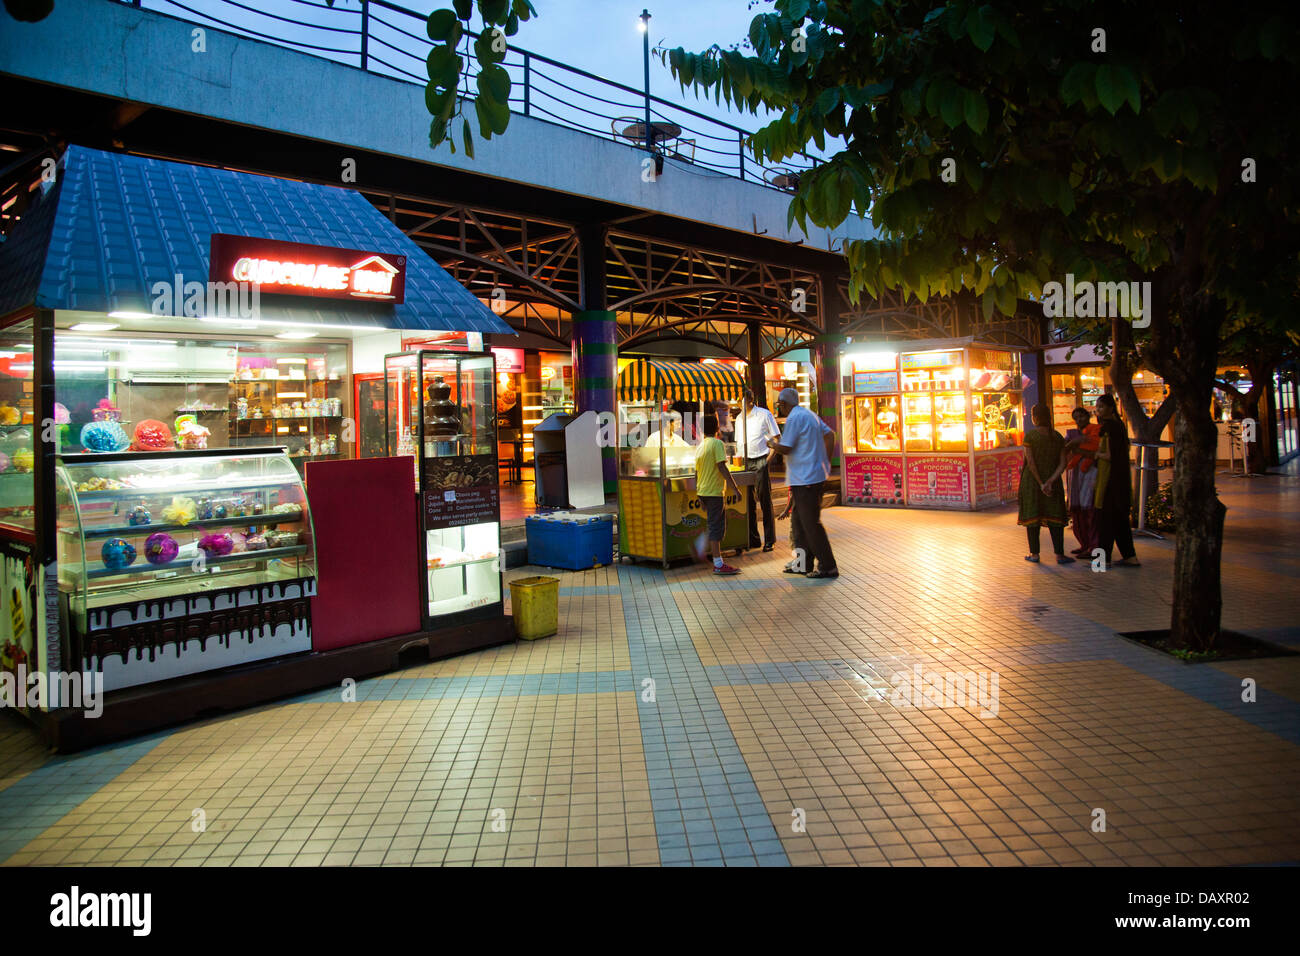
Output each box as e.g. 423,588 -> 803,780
616,360 -> 754,567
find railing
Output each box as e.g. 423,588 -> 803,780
117,0 -> 819,187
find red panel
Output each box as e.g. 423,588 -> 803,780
306,457 -> 420,650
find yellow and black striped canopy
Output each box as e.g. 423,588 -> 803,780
617,360 -> 746,403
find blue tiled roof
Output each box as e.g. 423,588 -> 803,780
0,145 -> 515,334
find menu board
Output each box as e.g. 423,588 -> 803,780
853,371 -> 900,394
423,454 -> 499,529
906,456 -> 971,508
998,450 -> 1024,501
974,455 -> 1000,507
844,455 -> 904,506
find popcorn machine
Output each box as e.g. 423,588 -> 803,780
839,340 -> 1027,510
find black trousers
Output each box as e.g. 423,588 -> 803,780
1096,497 -> 1136,561
790,482 -> 836,572
746,457 -> 776,547
1026,524 -> 1066,555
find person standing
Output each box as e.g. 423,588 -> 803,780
767,387 -> 838,579
1018,404 -> 1074,564
1064,406 -> 1101,556
743,389 -> 781,552
695,415 -> 742,575
1094,393 -> 1141,567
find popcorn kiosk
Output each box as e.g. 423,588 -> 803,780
616,360 -> 753,567
383,350 -> 504,629
840,339 -> 1026,510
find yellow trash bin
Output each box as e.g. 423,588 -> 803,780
508,575 -> 560,641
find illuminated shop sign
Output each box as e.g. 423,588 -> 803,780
901,351 -> 962,370
209,235 -> 406,303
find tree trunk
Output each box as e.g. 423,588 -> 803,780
1168,377 -> 1227,652
1242,359 -> 1276,474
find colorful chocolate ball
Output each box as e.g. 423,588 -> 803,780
131,419 -> 174,451
198,533 -> 234,557
100,538 -> 137,570
81,420 -> 130,452
127,503 -> 152,526
144,532 -> 179,564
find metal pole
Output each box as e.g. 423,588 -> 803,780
641,10 -> 652,153
523,52 -> 531,116
738,130 -> 745,180
360,0 -> 369,71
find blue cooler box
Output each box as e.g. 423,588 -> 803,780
526,513 -> 615,570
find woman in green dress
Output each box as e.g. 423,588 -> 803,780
1018,404 -> 1074,564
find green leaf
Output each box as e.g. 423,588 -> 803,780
427,9 -> 460,40
477,63 -> 511,102
453,0 -> 472,18
462,118 -> 475,159
429,116 -> 449,147
963,89 -> 988,133
1183,150 -> 1216,190
475,30 -> 508,64
481,0 -> 509,22
940,84 -> 965,129
425,86 -> 456,122
474,94 -> 511,136
426,46 -> 463,87
1095,64 -> 1129,115
966,5 -> 995,52
1059,62 -> 1093,107
512,0 -> 535,20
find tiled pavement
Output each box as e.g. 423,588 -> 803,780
1,466 -> 1298,866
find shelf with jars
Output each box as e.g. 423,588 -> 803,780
228,358 -> 348,469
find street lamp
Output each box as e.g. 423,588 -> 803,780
639,10 -> 652,154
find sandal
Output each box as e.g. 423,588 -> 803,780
1056,554 -> 1076,564
1024,554 -> 1040,563
1114,557 -> 1142,567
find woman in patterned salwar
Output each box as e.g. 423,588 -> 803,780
1018,404 -> 1074,564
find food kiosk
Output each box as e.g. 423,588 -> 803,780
616,360 -> 753,567
0,145 -> 516,750
839,339 -> 1027,510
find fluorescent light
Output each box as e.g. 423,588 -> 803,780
276,331 -> 317,340
69,322 -> 119,332
200,317 -> 261,329
106,311 -> 154,320
276,358 -> 309,364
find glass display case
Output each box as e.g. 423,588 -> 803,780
384,350 -> 501,625
55,449 -> 316,640
0,318 -> 35,533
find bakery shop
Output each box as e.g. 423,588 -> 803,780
0,146 -> 517,750
838,338 -> 1029,510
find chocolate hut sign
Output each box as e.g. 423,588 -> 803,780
209,235 -> 406,303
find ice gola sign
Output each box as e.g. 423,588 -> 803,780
209,235 -> 406,303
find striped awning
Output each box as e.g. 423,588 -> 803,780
617,360 -> 746,403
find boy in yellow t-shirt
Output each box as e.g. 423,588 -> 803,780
696,415 -> 742,575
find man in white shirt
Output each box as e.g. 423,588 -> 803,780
767,387 -> 838,579
743,389 -> 781,551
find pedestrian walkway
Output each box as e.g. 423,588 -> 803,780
1,468 -> 1297,867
